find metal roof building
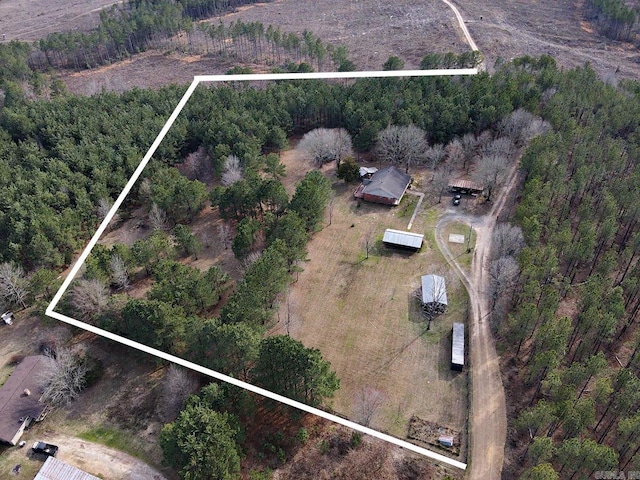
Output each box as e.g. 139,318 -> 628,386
451,322 -> 465,371
448,178 -> 484,194
34,456 -> 100,480
421,274 -> 448,307
382,229 -> 424,250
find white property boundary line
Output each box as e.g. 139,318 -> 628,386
46,69 -> 476,471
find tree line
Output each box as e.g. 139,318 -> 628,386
495,64 -> 640,478
585,0 -> 638,41
29,0 -> 349,72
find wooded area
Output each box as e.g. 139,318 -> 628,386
3,42 -> 640,477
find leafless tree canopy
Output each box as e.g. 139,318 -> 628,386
149,202 -> 169,232
489,256 -> 520,309
354,386 -> 386,427
481,136 -> 515,159
492,223 -> 525,259
431,168 -> 451,203
138,177 -> 152,202
241,250 -> 263,273
443,138 -> 464,169
500,108 -> 551,147
0,262 -> 29,309
159,364 -> 199,422
473,154 -> 510,201
375,125 -> 427,173
183,147 -> 213,183
299,128 -> 353,168
221,154 -> 243,186
71,278 -> 109,320
424,143 -> 445,170
109,254 -> 129,290
96,197 -> 113,220
39,348 -> 88,406
217,223 -> 233,250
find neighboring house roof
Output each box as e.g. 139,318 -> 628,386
452,322 -> 465,368
362,166 -> 411,201
448,178 -> 483,192
421,274 -> 448,305
0,355 -> 48,445
34,456 -> 100,480
359,166 -> 378,177
382,229 -> 424,250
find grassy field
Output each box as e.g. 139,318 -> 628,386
271,154 -> 469,460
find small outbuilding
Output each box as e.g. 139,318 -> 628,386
1,311 -> 13,325
0,355 -> 49,445
359,166 -> 378,179
354,166 -> 411,206
421,274 -> 448,314
34,456 -> 100,480
451,322 -> 465,371
448,179 -> 484,195
382,229 -> 424,251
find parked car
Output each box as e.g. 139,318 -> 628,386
32,441 -> 58,457
453,195 -> 461,206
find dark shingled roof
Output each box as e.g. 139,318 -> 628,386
0,355 -> 48,445
362,166 -> 411,201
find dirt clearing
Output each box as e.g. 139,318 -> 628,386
0,0 -> 122,42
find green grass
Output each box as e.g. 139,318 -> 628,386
396,195 -> 418,218
79,426 -> 147,461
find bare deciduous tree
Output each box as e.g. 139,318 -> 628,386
149,202 -> 169,232
354,386 -> 386,427
444,138 -> 464,169
221,154 -> 243,186
424,143 -> 445,171
183,147 -> 213,183
39,348 -> 88,406
481,136 -> 515,159
375,125 -> 427,173
109,254 -> 129,290
138,177 -> 152,202
299,128 -> 353,168
492,223 -> 526,259
71,278 -> 109,320
461,133 -> 478,172
500,108 -> 551,147
96,197 -> 120,230
217,223 -> 233,250
361,226 -> 376,259
473,154 -> 509,202
0,262 -> 29,309
241,250 -> 263,273
431,168 -> 451,203
489,256 -> 520,310
159,364 -> 199,421
283,288 -> 300,336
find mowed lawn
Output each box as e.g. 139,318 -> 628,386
270,168 -> 468,455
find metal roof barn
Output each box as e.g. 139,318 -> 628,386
452,322 -> 465,371
421,274 -> 448,306
34,456 -> 100,480
382,229 -> 424,250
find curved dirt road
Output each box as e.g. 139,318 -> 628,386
434,165 -> 519,479
440,0 -> 479,52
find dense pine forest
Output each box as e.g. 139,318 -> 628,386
2,31 -> 640,476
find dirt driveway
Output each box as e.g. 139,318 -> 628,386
434,163 -> 520,479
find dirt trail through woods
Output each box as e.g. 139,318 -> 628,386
434,164 -> 520,479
